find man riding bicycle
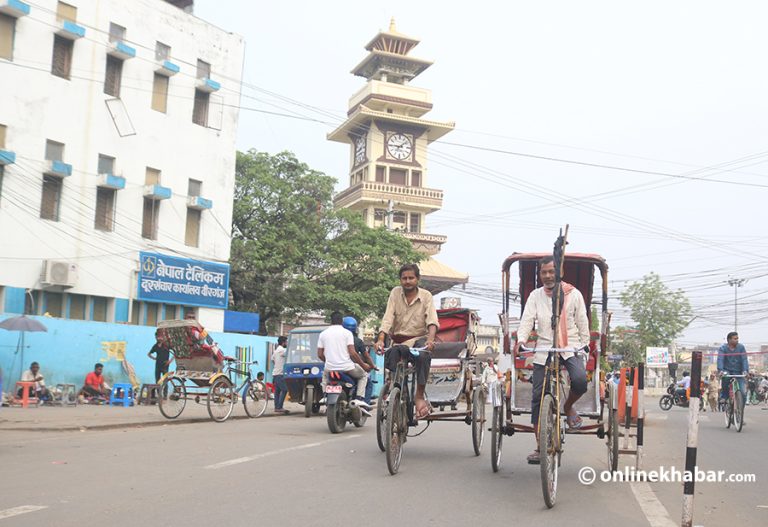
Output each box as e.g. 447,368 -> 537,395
515,255 -> 590,465
717,331 -> 749,404
375,263 -> 439,420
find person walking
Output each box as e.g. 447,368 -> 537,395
272,336 -> 289,414
706,373 -> 719,412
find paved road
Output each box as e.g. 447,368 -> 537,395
0,398 -> 765,526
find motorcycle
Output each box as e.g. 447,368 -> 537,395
659,382 -> 704,411
325,370 -> 368,433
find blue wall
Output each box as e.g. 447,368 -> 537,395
0,314 -> 276,390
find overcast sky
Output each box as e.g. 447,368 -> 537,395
196,0 -> 768,349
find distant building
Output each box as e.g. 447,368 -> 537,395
477,324 -> 502,354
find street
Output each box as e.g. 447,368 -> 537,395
0,399 -> 765,526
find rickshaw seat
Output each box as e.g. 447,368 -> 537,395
431,342 -> 467,359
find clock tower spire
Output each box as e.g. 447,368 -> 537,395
328,23 -> 467,294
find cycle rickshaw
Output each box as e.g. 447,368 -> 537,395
377,308 -> 488,475
156,319 -> 268,422
492,250 -> 616,507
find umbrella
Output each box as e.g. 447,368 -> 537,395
0,315 -> 48,333
0,315 -> 48,386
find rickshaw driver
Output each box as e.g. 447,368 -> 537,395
516,256 -> 590,464
375,263 -> 439,420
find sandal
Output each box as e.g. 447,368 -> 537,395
415,400 -> 433,420
527,449 -> 540,465
566,412 -> 583,429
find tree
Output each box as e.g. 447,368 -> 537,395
229,150 -> 424,334
618,272 -> 692,362
610,326 -> 645,367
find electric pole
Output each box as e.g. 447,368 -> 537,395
727,277 -> 745,330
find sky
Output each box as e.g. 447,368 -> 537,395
195,0 -> 768,349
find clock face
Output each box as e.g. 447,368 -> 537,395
386,133 -> 413,161
354,136 -> 366,164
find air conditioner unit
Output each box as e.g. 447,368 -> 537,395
42,260 -> 78,288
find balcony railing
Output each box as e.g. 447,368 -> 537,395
334,181 -> 443,209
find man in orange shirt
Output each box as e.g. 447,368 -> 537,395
80,363 -> 109,399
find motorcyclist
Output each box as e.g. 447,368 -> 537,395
675,371 -> 691,402
342,316 -> 378,405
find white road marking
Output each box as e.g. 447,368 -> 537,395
0,506 -> 48,520
757,505 -> 768,509
204,434 -> 361,470
630,482 -> 677,527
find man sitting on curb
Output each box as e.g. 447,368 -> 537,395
79,363 -> 110,402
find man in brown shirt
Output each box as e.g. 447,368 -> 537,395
375,263 -> 439,419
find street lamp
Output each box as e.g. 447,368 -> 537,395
726,277 -> 746,331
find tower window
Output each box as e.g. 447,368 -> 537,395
411,170 -> 421,187
389,168 -> 407,186
375,166 -> 386,182
409,213 -> 421,233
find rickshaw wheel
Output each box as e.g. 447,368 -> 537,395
158,376 -> 186,419
207,377 -> 235,422
304,384 -> 314,418
243,380 -> 268,418
607,408 -> 619,472
376,384 -> 388,452
471,387 -> 486,456
326,392 -> 347,434
491,403 -> 503,472
539,394 -> 558,509
385,387 -> 404,475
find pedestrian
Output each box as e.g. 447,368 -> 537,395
706,373 -> 719,412
147,330 -> 172,383
272,336 -> 289,414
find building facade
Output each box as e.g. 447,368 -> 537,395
0,1 -> 270,388
0,0 -> 244,330
328,20 -> 467,294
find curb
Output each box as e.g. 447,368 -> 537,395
0,411 -> 288,432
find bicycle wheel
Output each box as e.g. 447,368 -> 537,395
491,403 -> 503,473
385,387 -> 405,475
327,392 -> 348,434
158,376 -> 186,419
243,380 -> 268,418
471,387 -> 486,456
607,408 -> 619,472
376,384 -> 388,452
734,391 -> 744,432
725,399 -> 733,428
207,377 -> 235,422
539,393 -> 558,509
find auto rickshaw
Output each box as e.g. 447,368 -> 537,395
284,325 -> 328,417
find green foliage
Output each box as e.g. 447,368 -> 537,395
590,306 -> 599,332
229,150 -> 424,334
618,272 -> 692,358
610,326 -> 645,367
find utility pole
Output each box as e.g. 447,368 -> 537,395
727,277 -> 745,330
386,199 -> 394,231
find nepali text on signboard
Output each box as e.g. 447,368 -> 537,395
646,346 -> 671,367
138,252 -> 229,308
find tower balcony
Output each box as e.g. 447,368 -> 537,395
348,79 -> 433,117
334,181 -> 443,212
402,231 -> 447,256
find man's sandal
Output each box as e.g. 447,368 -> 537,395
566,413 -> 583,429
527,449 -> 540,465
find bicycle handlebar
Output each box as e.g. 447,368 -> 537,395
518,345 -> 589,355
721,373 -> 746,378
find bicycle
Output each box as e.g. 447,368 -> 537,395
721,373 -> 746,433
522,345 -> 589,509
378,346 -> 426,475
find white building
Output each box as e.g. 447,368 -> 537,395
0,0 -> 244,331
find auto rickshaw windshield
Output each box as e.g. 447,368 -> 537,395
286,332 -> 321,364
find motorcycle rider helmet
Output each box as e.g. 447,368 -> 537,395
342,316 -> 358,333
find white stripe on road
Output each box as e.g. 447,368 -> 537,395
204,434 -> 361,470
0,506 -> 48,520
630,482 -> 677,527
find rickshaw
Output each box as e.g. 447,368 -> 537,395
156,320 -> 268,422
284,325 -> 328,418
492,249 -> 615,507
377,308 -> 487,475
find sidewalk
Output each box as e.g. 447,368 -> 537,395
0,401 -> 306,432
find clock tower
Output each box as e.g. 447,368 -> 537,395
328,20 -> 467,293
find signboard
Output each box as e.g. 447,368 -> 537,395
138,252 -> 229,309
646,346 -> 671,367
608,354 -> 624,361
